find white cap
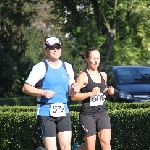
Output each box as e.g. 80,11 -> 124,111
45,37 -> 61,48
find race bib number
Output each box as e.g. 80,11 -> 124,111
90,93 -> 106,106
50,103 -> 66,117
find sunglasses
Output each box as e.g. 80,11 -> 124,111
47,45 -> 61,50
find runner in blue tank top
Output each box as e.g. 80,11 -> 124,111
71,47 -> 114,150
22,37 -> 78,150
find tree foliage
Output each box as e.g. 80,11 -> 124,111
0,0 -> 44,97
0,0 -> 150,97
48,0 -> 150,67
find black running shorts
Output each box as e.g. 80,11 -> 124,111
37,113 -> 72,137
79,111 -> 111,136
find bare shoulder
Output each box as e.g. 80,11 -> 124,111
76,71 -> 88,87
77,71 -> 87,80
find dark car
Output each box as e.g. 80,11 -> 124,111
101,65 -> 150,102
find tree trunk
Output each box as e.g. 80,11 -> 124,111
91,0 -> 117,66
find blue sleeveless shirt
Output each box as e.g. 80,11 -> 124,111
37,63 -> 69,116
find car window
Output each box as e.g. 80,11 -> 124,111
117,70 -> 133,84
116,68 -> 150,84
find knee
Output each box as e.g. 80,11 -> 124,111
60,142 -> 71,150
100,138 -> 111,149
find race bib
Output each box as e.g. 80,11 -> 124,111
50,103 -> 66,117
90,93 -> 106,106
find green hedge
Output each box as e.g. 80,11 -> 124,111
0,108 -> 150,150
1,101 -> 150,113
0,97 -> 37,106
69,101 -> 150,112
110,108 -> 150,150
106,101 -> 150,110
0,111 -> 42,149
0,106 -> 36,113
71,108 -> 150,150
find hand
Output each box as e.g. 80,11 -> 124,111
103,87 -> 108,94
42,90 -> 56,99
92,87 -> 100,96
70,83 -> 79,95
107,86 -> 114,95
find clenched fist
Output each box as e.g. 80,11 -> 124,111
107,86 -> 114,95
42,90 -> 56,99
92,87 -> 100,96
70,83 -> 79,96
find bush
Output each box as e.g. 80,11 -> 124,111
0,96 -> 79,106
0,107 -> 150,150
0,97 -> 37,106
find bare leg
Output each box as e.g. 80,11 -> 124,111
57,131 -> 72,150
42,137 -> 57,150
98,129 -> 111,150
77,135 -> 96,150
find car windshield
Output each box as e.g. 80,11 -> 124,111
116,67 -> 150,84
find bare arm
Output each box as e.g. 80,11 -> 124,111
22,83 -> 44,96
100,72 -> 108,94
71,72 -> 97,101
22,83 -> 56,98
101,72 -> 114,95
